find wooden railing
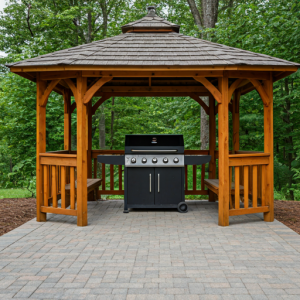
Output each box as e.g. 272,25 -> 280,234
40,153 -> 77,216
92,149 -> 212,197
228,153 -> 270,216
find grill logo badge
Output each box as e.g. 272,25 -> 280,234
151,137 -> 157,144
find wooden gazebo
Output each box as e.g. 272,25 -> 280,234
7,7 -> 299,226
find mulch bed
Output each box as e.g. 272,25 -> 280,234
274,200 -> 300,234
0,198 -> 299,236
0,198 -> 36,236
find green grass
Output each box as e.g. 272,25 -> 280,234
0,188 -> 33,199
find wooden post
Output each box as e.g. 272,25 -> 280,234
208,94 -> 216,202
76,74 -> 88,226
232,90 -> 240,154
63,89 -> 71,152
87,101 -> 93,178
36,74 -> 47,222
264,73 -> 274,222
218,74 -> 230,226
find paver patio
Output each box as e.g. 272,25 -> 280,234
0,200 -> 300,300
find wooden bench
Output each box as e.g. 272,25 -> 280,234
65,178 -> 102,206
204,179 -> 244,208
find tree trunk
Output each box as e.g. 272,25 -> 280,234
100,0 -> 108,37
200,97 -> 209,150
186,0 -> 203,32
87,10 -> 92,43
99,105 -> 106,149
202,0 -> 219,28
110,97 -> 115,150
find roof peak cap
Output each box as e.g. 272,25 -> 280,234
147,6 -> 156,16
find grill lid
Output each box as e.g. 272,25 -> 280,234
125,134 -> 184,154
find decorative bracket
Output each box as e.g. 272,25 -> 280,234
83,77 -> 113,104
193,77 -> 222,103
190,93 -> 210,115
40,79 -> 60,107
248,78 -> 270,107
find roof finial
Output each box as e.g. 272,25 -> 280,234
147,6 -> 156,16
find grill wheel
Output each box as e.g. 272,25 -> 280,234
177,202 -> 188,213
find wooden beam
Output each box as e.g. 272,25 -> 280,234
40,206 -> 77,216
83,77 -> 113,104
92,95 -> 111,115
228,78 -> 244,102
64,79 -> 77,98
76,74 -> 88,226
99,86 -> 208,93
264,73 -> 274,222
40,71 -> 81,80
94,92 -> 211,97
273,71 -> 295,82
227,70 -> 271,80
229,206 -> 269,216
190,93 -> 209,115
218,75 -> 230,226
36,75 -> 47,222
10,65 -> 298,73
40,79 -> 60,107
193,77 -> 222,103
208,95 -> 216,202
232,90 -> 240,154
63,89 -> 71,151
248,78 -> 270,106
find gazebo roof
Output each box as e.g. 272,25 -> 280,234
7,7 -> 300,69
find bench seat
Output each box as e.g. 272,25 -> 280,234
65,178 -> 102,206
204,179 -> 244,195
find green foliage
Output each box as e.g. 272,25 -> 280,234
0,0 -> 300,200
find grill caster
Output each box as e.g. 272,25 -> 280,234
123,209 -> 129,213
177,202 -> 188,213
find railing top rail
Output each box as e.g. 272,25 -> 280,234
40,153 -> 77,158
229,153 -> 270,158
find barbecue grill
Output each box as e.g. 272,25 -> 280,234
97,134 -> 211,213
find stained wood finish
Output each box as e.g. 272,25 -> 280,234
41,206 -> 77,216
83,77 -> 113,104
40,79 -> 60,107
232,90 -> 240,154
218,75 -> 230,226
36,76 -> 47,222
248,78 -> 270,107
194,77 -> 222,103
229,206 -> 269,216
63,90 -> 71,151
76,74 -> 88,226
264,73 -> 274,222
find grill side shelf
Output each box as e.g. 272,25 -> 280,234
184,155 -> 211,165
97,155 -> 125,165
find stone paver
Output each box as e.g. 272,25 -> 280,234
0,200 -> 300,299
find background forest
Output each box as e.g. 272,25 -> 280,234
0,0 -> 300,200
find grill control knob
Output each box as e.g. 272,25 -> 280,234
131,158 -> 136,163
163,157 -> 169,163
142,158 -> 147,163
152,157 -> 157,164
173,157 -> 179,163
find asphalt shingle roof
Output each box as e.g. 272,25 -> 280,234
7,9 -> 300,68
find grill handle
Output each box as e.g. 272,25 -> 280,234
149,174 -> 151,193
131,150 -> 178,153
158,173 -> 160,193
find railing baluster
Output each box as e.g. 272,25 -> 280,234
119,165 -> 122,191
110,164 -> 114,190
235,166 -> 240,209
61,166 -> 66,209
261,165 -> 266,206
253,165 -> 258,207
201,164 -> 205,191
43,165 -> 48,206
49,166 -> 52,198
229,166 -> 233,209
70,167 -> 75,209
102,163 -> 105,190
244,166 -> 249,209
52,165 -> 57,208
94,158 -> 97,178
193,165 -> 196,191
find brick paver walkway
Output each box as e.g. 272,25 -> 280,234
0,200 -> 300,299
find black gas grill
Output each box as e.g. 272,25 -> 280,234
98,134 -> 211,213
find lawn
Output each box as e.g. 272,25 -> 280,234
0,188 -> 32,199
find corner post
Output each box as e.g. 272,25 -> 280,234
63,89 -> 71,152
218,74 -> 230,226
264,73 -> 274,222
36,74 -> 47,222
208,94 -> 216,202
76,73 -> 88,226
232,90 -> 241,153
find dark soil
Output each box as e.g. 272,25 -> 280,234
0,198 -> 36,236
274,200 -> 300,234
0,198 -> 299,236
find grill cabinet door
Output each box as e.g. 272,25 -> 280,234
127,168 -> 155,205
155,168 -> 182,205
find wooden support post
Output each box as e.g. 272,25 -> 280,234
218,74 -> 230,226
76,74 -> 88,226
36,75 -> 47,222
264,73 -> 274,222
232,90 -> 240,154
63,89 -> 71,152
208,94 -> 216,202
